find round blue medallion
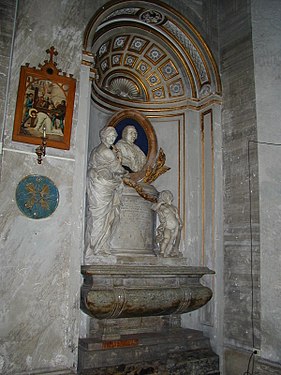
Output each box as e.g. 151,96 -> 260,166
16,175 -> 59,219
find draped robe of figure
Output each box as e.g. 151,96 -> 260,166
85,143 -> 125,260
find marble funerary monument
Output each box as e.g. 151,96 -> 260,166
79,115 -> 217,374
77,1 -> 222,373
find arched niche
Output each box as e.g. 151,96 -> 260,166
83,0 -> 221,111
79,0 -> 223,354
81,0 -> 222,240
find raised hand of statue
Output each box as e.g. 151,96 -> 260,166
111,144 -> 122,163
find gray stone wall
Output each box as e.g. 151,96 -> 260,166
0,0 -> 16,160
163,0 -> 219,59
219,0 -> 261,369
220,1 -> 281,374
251,0 -> 281,367
0,1 -> 104,373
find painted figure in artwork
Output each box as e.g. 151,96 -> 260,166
29,109 -> 64,136
22,93 -> 34,124
152,190 -> 182,257
51,100 -> 66,131
115,125 -> 147,172
85,126 -> 127,261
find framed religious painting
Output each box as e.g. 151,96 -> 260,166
12,47 -> 76,150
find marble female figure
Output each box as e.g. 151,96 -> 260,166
85,126 -> 126,262
115,125 -> 146,172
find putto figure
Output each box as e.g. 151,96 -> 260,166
152,190 -> 183,257
115,125 -> 146,173
85,126 -> 127,261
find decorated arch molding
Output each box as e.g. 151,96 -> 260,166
83,0 -> 221,110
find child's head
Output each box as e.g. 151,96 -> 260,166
159,190 -> 173,204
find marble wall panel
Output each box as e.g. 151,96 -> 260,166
219,0 -> 261,361
0,0 -> 16,160
152,117 -> 182,210
251,0 -> 281,365
0,0 -> 105,372
0,151 -> 80,373
257,145 -> 281,363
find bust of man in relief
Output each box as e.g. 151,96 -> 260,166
115,125 -> 147,173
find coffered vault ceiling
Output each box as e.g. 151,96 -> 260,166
84,2 -> 221,109
96,32 -> 189,102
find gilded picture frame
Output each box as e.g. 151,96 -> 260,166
12,47 -> 76,150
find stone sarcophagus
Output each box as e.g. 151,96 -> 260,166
81,265 -> 214,320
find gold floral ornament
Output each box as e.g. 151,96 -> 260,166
123,148 -> 170,202
143,148 -> 170,184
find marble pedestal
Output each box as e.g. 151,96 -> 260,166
79,264 -> 218,374
110,185 -> 158,257
78,328 -> 220,374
